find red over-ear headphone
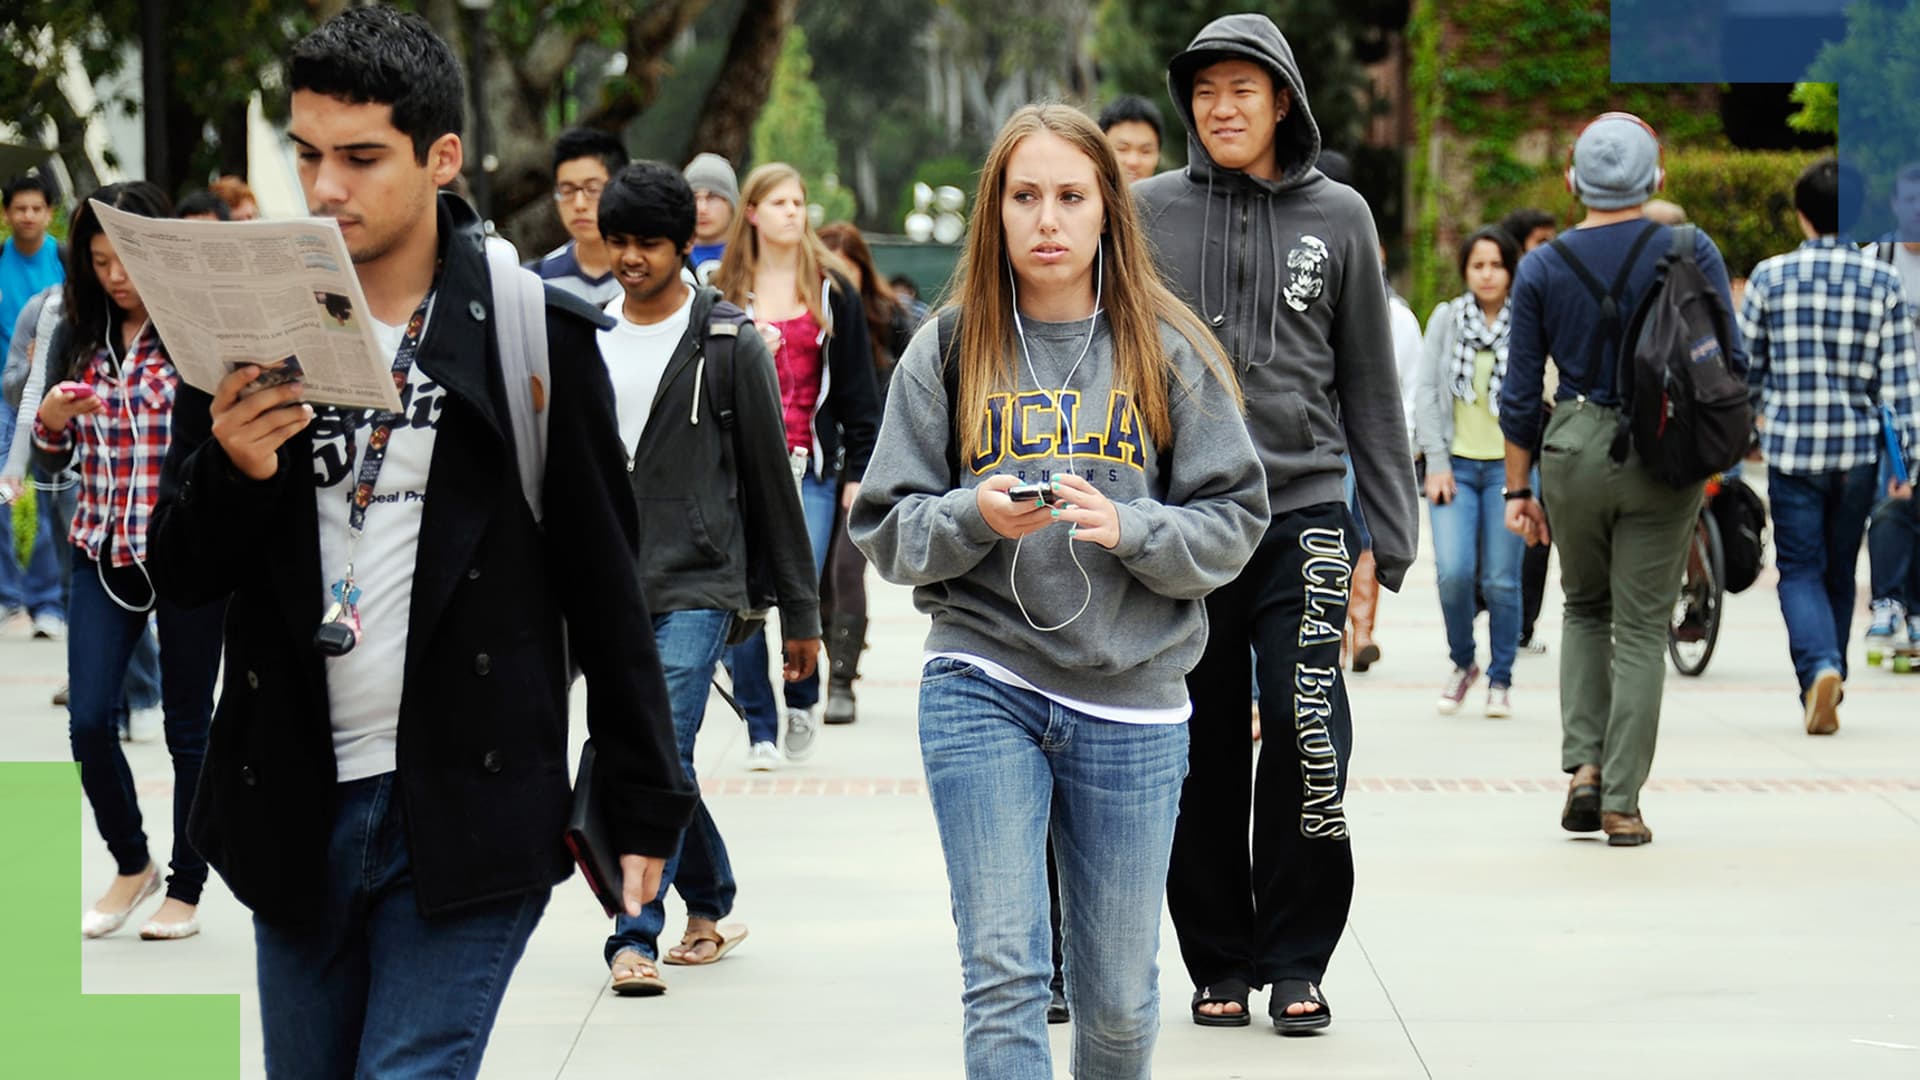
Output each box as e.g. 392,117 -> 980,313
1565,111 -> 1665,197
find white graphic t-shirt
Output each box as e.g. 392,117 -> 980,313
599,288 -> 694,457
312,310 -> 443,781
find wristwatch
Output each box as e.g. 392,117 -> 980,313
1502,487 -> 1533,501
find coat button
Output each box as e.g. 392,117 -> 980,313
482,750 -> 503,773
469,300 -> 487,322
467,568 -> 481,581
241,766 -> 257,787
246,670 -> 259,689
474,653 -> 491,676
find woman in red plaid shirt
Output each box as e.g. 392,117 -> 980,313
31,182 -> 225,942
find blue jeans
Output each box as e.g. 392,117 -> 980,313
1868,491 -> 1919,608
1769,464 -> 1878,692
124,621 -> 161,711
605,608 -> 736,963
918,658 -> 1188,1080
68,555 -> 223,902
1430,457 -> 1525,686
255,773 -> 549,1080
724,467 -> 837,738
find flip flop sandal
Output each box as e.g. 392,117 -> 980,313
1269,979 -> 1332,1035
1191,979 -> 1252,1027
609,950 -> 666,997
1561,781 -> 1602,834
662,923 -> 749,966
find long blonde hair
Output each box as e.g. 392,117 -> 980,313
947,104 -> 1239,461
714,162 -> 848,326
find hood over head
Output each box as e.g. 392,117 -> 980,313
1166,13 -> 1322,188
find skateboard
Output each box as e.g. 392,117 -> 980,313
1866,642 -> 1919,673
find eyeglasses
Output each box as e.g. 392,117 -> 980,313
553,182 -> 606,202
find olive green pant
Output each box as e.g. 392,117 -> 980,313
1539,404 -> 1702,814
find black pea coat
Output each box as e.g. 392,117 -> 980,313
149,194 -> 696,922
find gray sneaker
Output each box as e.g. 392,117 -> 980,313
745,741 -> 782,772
783,707 -> 818,761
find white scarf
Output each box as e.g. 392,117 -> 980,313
1450,295 -> 1511,417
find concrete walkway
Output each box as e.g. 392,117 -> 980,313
4,524 -> 1918,1078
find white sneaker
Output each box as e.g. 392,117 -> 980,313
783,707 -> 818,761
127,705 -> 163,743
745,741 -> 782,772
31,613 -> 66,640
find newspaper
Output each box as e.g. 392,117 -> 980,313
90,200 -> 403,412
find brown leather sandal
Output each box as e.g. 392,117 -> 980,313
1602,811 -> 1653,847
609,949 -> 667,996
662,922 -> 749,966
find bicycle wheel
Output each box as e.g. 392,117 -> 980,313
1668,509 -> 1725,676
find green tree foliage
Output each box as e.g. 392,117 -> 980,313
750,27 -> 855,225
1805,1 -> 1920,236
1094,0 -> 1406,169
799,0 -> 940,230
1787,82 -> 1838,137
0,0 -> 314,196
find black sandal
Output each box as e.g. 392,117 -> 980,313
1269,978 -> 1332,1034
1191,979 -> 1252,1027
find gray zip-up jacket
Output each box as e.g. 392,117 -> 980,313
1412,295 -> 1470,470
850,314 -> 1268,710
1133,12 -> 1418,589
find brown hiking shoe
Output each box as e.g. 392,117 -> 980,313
1602,811 -> 1653,847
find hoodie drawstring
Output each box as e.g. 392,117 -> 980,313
1198,171 -> 1230,330
1264,196 -> 1285,369
691,355 -> 706,426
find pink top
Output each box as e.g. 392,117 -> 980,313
769,310 -> 824,455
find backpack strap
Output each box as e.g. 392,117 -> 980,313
485,237 -> 552,524
694,290 -> 758,723
1547,221 -> 1662,402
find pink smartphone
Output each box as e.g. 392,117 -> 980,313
55,381 -> 96,401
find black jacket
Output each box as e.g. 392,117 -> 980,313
148,194 -> 697,921
628,287 -> 821,639
766,271 -> 881,483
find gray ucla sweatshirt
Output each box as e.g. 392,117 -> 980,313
849,312 -> 1269,710
1132,12 -> 1419,590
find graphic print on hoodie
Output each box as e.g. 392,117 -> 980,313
849,314 -> 1269,712
1132,12 -> 1419,592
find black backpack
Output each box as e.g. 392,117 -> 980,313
1708,474 -> 1768,594
1551,223 -> 1751,488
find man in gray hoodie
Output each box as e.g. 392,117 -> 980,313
1134,13 -> 1418,1033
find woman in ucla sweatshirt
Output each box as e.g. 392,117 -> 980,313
851,105 -> 1267,1080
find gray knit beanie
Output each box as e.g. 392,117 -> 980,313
683,153 -> 740,211
1571,113 -> 1662,211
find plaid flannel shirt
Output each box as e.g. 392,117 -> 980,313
31,326 -> 177,567
1740,237 -> 1920,476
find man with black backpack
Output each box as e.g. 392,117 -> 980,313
1499,111 -> 1747,848
1742,158 -> 1919,735
591,161 -> 822,996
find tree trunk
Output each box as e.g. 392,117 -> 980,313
686,0 -> 799,166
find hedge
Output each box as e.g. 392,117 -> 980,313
1422,147 -> 1825,308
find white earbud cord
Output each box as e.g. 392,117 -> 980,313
91,312 -> 158,614
1006,239 -> 1102,633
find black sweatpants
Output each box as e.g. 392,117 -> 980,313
1168,502 -> 1356,990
